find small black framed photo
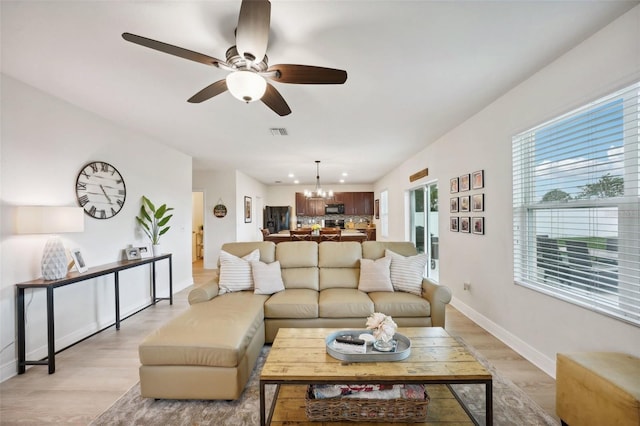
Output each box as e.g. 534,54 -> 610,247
126,247 -> 141,260
450,217 -> 459,232
460,217 -> 471,233
473,217 -> 485,235
137,245 -> 152,259
450,197 -> 459,213
450,177 -> 459,193
460,195 -> 470,212
472,170 -> 484,189
472,193 -> 484,212
460,174 -> 471,192
70,248 -> 88,273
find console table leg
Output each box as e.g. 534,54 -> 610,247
168,255 -> 173,305
46,287 -> 55,374
486,379 -> 493,425
115,272 -> 121,330
17,288 -> 26,374
152,261 -> 157,304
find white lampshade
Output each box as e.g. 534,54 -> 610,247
16,206 -> 85,280
226,71 -> 267,103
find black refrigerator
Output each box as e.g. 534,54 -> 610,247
263,206 -> 291,234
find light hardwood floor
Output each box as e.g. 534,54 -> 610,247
0,261 -> 558,424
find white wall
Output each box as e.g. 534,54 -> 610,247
375,6 -> 640,376
0,75 -> 193,382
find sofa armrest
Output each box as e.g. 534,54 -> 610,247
422,278 -> 452,328
188,278 -> 220,305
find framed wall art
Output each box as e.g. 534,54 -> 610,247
460,217 -> 471,233
450,197 -> 459,213
375,199 -> 380,219
460,174 -> 470,192
472,170 -> 484,189
450,217 -> 459,232
460,195 -> 470,212
473,217 -> 485,235
450,177 -> 459,193
244,196 -> 252,223
472,193 -> 484,212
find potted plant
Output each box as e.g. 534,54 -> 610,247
136,196 -> 173,256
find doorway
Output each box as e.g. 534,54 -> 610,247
409,183 -> 438,281
192,191 -> 204,263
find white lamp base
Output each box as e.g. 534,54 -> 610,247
41,237 -> 68,280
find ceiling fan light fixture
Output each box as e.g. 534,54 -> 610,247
226,70 -> 267,103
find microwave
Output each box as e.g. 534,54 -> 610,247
325,203 -> 345,215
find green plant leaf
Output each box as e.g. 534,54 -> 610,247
157,214 -> 173,227
142,196 -> 156,213
159,226 -> 171,236
155,204 -> 167,219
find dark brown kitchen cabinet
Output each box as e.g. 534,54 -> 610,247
332,192 -> 355,215
352,192 -> 374,215
296,193 -> 327,216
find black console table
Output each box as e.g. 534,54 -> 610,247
16,253 -> 172,374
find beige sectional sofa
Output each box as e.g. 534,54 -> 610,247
138,240 -> 452,400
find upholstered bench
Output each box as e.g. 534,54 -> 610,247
556,352 -> 640,426
139,291 -> 269,400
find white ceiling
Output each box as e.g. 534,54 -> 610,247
2,1 -> 637,186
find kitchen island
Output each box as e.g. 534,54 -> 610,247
263,230 -> 369,243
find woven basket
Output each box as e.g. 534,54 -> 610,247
305,385 -> 429,423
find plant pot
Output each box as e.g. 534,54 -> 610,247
152,244 -> 162,256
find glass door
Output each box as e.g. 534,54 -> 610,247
410,183 -> 439,281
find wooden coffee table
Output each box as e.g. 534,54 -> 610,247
259,327 -> 492,425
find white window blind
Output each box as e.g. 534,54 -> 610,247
512,82 -> 640,326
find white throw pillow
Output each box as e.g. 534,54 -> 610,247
385,249 -> 428,296
358,257 -> 394,292
218,249 -> 260,294
251,260 -> 285,295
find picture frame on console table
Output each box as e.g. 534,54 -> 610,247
70,248 -> 88,273
137,245 -> 152,259
125,247 -> 141,261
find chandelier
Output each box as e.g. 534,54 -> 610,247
304,160 -> 333,199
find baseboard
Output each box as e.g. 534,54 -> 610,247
450,296 -> 556,378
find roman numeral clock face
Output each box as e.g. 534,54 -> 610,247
75,161 -> 126,219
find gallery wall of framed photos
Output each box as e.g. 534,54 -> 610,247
449,169 -> 484,235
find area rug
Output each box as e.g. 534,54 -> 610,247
91,338 -> 558,426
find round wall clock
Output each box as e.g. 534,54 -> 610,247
75,161 -> 126,219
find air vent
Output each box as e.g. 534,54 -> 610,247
269,128 -> 288,136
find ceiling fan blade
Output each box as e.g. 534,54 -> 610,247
261,83 -> 291,116
122,33 -> 226,67
187,80 -> 228,103
235,0 -> 270,63
267,64 -> 347,84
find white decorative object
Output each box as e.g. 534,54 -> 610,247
152,244 -> 162,256
41,237 -> 68,280
366,312 -> 398,352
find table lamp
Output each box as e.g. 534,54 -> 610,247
16,206 -> 85,280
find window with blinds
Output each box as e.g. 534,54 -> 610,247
512,82 -> 640,327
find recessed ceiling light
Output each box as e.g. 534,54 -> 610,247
339,179 -> 345,183
288,173 -> 294,178
294,179 -> 299,184
342,172 -> 348,177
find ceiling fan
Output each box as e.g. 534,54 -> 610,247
122,0 -> 347,116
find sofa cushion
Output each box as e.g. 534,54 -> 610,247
362,241 -> 418,260
319,288 -> 374,318
251,260 -> 285,295
264,288 -> 319,319
386,249 -> 428,296
318,242 -> 362,290
358,257 -> 393,292
277,242 -> 319,290
220,241 -> 276,264
139,292 -> 268,368
368,291 -> 430,317
218,249 -> 260,294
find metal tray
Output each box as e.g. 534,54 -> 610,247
325,329 -> 411,362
